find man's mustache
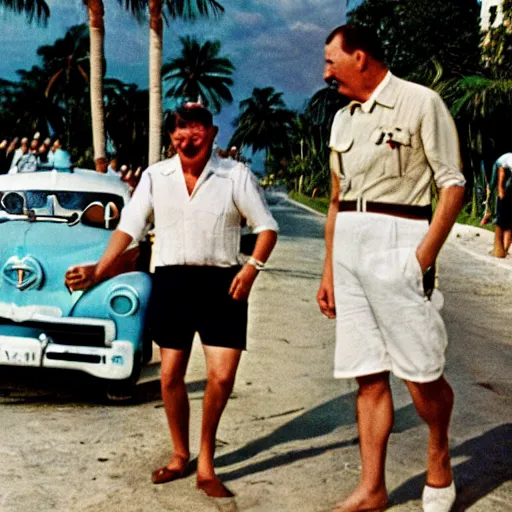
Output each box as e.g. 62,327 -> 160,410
325,77 -> 340,88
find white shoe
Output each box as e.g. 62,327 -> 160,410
422,481 -> 456,512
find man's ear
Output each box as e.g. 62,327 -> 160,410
354,50 -> 368,71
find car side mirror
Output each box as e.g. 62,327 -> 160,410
104,201 -> 120,230
1,192 -> 27,214
78,201 -> 106,228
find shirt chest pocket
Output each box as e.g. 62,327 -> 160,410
370,126 -> 419,178
330,137 -> 354,180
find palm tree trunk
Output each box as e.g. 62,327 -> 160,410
87,0 -> 107,171
148,0 -> 163,165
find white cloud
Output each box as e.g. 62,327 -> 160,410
290,21 -> 324,34
234,11 -> 265,26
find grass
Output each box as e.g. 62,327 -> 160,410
289,191 -> 495,232
289,191 -> 329,215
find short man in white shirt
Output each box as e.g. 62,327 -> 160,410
65,104 -> 278,498
317,25 -> 465,512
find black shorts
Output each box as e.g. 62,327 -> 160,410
496,197 -> 512,230
148,265 -> 248,350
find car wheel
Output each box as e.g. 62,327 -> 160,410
105,351 -> 142,403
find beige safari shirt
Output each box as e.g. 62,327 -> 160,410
329,72 -> 465,205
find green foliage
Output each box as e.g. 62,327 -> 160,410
0,0 -> 50,25
348,0 -> 481,78
162,36 -> 234,113
162,0 -> 224,22
0,23 -> 150,168
229,87 -> 294,162
481,0 -> 512,74
289,191 -> 329,215
103,78 -> 150,167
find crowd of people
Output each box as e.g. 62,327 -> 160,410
0,133 -> 144,194
95,155 -> 144,193
0,133 -> 67,174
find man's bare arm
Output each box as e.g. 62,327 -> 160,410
416,185 -> 465,272
229,229 -> 278,301
317,169 -> 340,319
65,230 -> 134,291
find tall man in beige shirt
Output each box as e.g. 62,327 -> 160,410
317,25 -> 465,512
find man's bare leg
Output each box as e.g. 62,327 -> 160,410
196,345 -> 242,494
504,229 -> 511,253
405,376 -> 454,488
333,372 -> 391,512
159,347 -> 192,472
490,226 -> 507,257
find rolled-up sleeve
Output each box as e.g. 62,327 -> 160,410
117,170 -> 153,241
421,93 -> 466,190
233,166 -> 278,233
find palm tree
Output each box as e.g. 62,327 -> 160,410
103,78 -> 149,167
0,0 -> 50,24
38,24 -> 90,148
82,0 -> 107,170
230,87 -> 294,166
304,86 -> 348,129
147,0 -> 224,165
12,67 -> 66,138
162,36 -> 234,113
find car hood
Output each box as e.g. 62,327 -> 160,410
0,221 -> 110,315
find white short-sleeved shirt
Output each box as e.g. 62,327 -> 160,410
118,152 -> 278,267
329,73 -> 466,205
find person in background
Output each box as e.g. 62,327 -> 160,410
490,152 -> 512,258
107,156 -> 120,178
9,139 -> 37,173
5,138 -> 18,171
0,140 -> 9,175
10,137 -> 29,170
38,137 -> 52,166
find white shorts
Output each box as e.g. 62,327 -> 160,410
333,212 -> 448,383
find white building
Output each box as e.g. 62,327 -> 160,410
480,0 -> 505,31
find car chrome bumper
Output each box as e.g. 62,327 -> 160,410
0,335 -> 134,380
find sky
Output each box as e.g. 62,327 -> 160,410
0,0 -> 361,168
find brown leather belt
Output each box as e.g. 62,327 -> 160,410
338,200 -> 432,220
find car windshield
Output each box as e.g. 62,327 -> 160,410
0,190 -> 124,229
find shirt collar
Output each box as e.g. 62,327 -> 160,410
159,150 -> 217,177
347,71 -> 397,114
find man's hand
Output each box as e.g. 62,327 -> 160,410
415,247 -> 435,274
229,264 -> 258,301
64,264 -> 98,292
317,274 -> 336,319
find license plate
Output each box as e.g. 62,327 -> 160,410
0,346 -> 41,366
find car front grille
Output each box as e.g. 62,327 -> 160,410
0,318 -> 108,348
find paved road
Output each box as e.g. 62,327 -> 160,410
0,197 -> 510,511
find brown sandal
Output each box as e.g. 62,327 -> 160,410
151,456 -> 190,484
197,477 -> 234,498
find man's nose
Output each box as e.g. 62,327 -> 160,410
324,67 -> 335,86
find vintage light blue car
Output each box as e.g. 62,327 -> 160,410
0,168 -> 152,399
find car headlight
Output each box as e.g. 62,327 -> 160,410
106,285 -> 139,317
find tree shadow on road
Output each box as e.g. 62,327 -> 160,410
215,392 -> 423,481
388,423 -> 512,511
